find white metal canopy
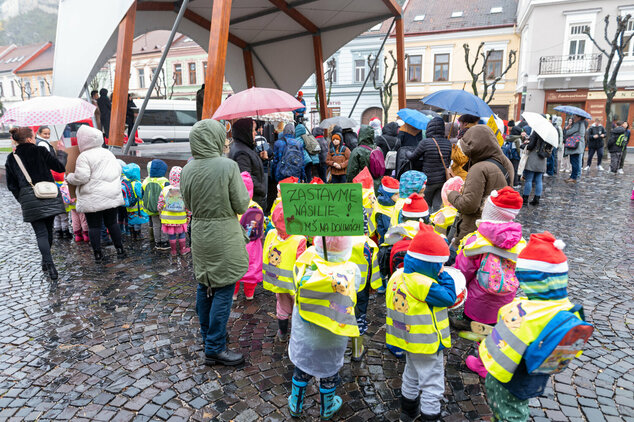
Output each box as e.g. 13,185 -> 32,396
52,0 -> 398,98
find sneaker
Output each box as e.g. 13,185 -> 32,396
376,285 -> 386,294
598,165 -> 605,171
232,294 -> 238,301
618,169 -> 624,174
583,166 -> 590,171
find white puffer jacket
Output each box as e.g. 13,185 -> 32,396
66,126 -> 124,213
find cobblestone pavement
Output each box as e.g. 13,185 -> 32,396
0,162 -> 632,422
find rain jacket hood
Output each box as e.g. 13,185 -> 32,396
169,166 -> 182,188
122,163 -> 141,182
358,125 -> 375,146
425,117 -> 446,139
383,121 -> 399,137
295,124 -> 307,138
189,119 -> 226,159
377,185 -> 396,206
149,159 -> 168,178
477,221 -> 522,250
76,125 -> 104,153
460,125 -> 505,163
233,118 -> 255,149
283,123 -> 295,137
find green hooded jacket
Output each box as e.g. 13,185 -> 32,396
181,120 -> 250,288
346,125 -> 376,182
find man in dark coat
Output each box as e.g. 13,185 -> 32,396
229,118 -> 266,207
97,88 -> 112,138
375,121 -> 400,157
585,118 -> 606,171
126,94 -> 136,137
196,84 -> 205,121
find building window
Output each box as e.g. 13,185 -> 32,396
407,55 -> 422,82
173,64 -> 182,85
188,62 -> 196,85
568,24 -> 590,59
433,53 -> 449,81
138,68 -> 145,88
39,79 -> 46,95
486,50 -> 504,79
355,59 -> 366,83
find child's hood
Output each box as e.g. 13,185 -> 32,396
403,254 -> 442,279
169,166 -> 182,187
477,221 -> 522,249
241,171 -> 254,199
149,159 -> 168,178
377,185 -> 396,206
122,163 -> 141,181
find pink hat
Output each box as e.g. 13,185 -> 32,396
272,204 -> 287,237
402,193 -> 429,218
241,171 -> 254,199
407,223 -> 450,263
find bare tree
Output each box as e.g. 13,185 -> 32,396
14,78 -> 25,101
152,68 -> 167,99
585,14 -> 634,140
463,42 -> 517,104
89,70 -> 107,93
368,50 -> 405,123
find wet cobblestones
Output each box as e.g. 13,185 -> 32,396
0,162 -> 632,421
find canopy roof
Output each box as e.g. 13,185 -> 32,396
53,0 -> 400,98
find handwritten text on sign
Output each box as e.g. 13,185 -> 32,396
280,183 -> 364,236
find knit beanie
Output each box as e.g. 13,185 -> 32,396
407,223 -> 449,263
399,170 -> 427,198
481,187 -> 523,223
402,193 -> 429,218
516,231 -> 568,300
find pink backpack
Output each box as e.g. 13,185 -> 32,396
361,145 -> 386,178
476,253 -> 519,295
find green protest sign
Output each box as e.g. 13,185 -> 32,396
280,183 -> 364,236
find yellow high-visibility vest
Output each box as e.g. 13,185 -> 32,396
390,197 -> 407,227
159,186 -> 187,225
386,269 -> 451,354
362,189 -> 377,236
349,236 -> 381,290
262,230 -> 304,294
294,247 -> 360,337
126,180 -> 145,214
479,297 -> 575,383
383,219 -> 420,245
142,177 -> 169,216
431,206 -> 457,231
458,229 -> 526,261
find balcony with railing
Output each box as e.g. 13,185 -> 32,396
538,54 -> 602,75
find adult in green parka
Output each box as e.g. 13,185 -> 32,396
181,119 -> 250,366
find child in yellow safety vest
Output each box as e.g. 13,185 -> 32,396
353,167 -> 378,238
122,163 -> 149,241
157,166 -> 190,256
471,232 -> 592,422
389,170 -> 427,228
430,176 -> 464,236
262,204 -> 306,341
143,159 -> 170,249
386,223 -> 458,421
288,236 -> 361,420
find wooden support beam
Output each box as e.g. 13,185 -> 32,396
381,0 -> 402,16
269,0 -> 318,33
243,48 -> 256,88
395,16 -> 406,110
202,0 -> 233,119
312,34 -> 327,121
110,2 -> 137,147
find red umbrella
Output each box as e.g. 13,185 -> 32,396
212,87 -> 305,121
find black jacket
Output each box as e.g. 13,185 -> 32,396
607,126 -> 626,153
375,122 -> 400,157
587,124 -> 606,148
5,143 -> 67,222
97,94 -> 112,135
229,119 -> 266,207
407,117 -> 452,185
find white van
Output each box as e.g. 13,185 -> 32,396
133,99 -> 197,143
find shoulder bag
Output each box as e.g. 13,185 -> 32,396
431,138 -> 451,181
12,153 -> 59,199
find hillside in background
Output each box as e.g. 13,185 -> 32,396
0,0 -> 57,45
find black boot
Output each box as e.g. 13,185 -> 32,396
116,246 -> 126,258
41,259 -> 47,272
46,262 -> 58,281
277,319 -> 289,341
55,229 -> 64,238
63,230 -> 73,239
530,196 -> 540,206
94,249 -> 104,262
399,396 -> 420,422
522,195 -> 529,206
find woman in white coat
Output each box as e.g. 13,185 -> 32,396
66,125 -> 125,261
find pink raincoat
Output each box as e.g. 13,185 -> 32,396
455,221 -> 523,324
240,172 -> 263,286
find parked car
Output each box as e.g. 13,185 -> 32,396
133,99 -> 197,143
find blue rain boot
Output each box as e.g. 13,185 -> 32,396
319,386 -> 342,420
288,377 -> 307,417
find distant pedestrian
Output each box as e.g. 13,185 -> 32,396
126,94 -> 136,137
5,126 -> 68,280
293,91 -> 306,124
585,118 -> 606,171
347,125 -> 377,182
608,121 -> 627,174
618,122 -> 629,174
97,88 -> 111,138
522,132 -> 552,206
326,133 -> 349,183
312,127 -> 329,182
229,118 -> 266,208
181,119 -> 250,367
196,84 -> 205,121
90,90 -> 102,131
563,115 -> 586,183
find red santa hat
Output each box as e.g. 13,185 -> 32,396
402,193 -> 429,218
353,167 -> 374,190
381,176 -> 399,194
309,177 -> 324,184
279,176 -> 299,185
481,186 -> 523,222
516,231 -> 568,273
407,222 -> 450,263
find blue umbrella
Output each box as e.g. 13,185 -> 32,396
553,105 -> 591,120
421,89 -> 494,117
397,108 -> 432,130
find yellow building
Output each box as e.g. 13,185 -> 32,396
385,0 -> 520,122
13,43 -> 54,99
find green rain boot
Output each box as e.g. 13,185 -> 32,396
319,386 -> 342,420
288,377 -> 307,417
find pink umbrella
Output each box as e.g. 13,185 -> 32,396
212,87 -> 305,121
0,96 -> 96,125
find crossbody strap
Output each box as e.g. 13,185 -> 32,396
12,153 -> 34,187
484,158 -> 511,186
431,138 -> 448,169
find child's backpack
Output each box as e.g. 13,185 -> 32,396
616,133 -> 628,148
60,183 -> 71,205
278,138 -> 304,179
361,145 -> 386,178
390,238 -> 412,274
121,178 -> 137,208
301,133 -> 321,155
476,253 -> 519,295
240,207 -> 264,241
143,180 -> 164,214
164,187 -> 185,213
525,304 -> 593,375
